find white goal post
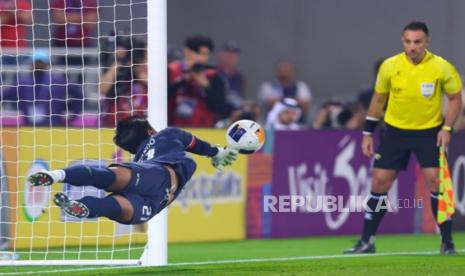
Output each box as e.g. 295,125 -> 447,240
141,0 -> 168,266
0,0 -> 167,267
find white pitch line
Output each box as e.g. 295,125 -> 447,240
0,249 -> 463,276
166,249 -> 465,266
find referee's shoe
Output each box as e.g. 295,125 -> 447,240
344,240 -> 375,254
441,241 -> 456,255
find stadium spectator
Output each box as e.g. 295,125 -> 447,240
312,100 -> 343,129
51,0 -> 97,67
313,59 -> 383,130
345,21 -> 462,255
258,60 -> 312,123
343,102 -> 366,129
0,0 -> 32,64
51,0 -> 97,48
99,40 -> 147,127
168,44 -> 183,63
168,34 -> 232,127
216,40 -> 246,109
312,99 -> 366,130
215,100 -> 261,129
356,59 -> 385,111
265,98 -> 301,130
0,48 -> 83,126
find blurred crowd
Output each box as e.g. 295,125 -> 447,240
1,0 -> 465,131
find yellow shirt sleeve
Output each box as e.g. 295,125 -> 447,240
374,60 -> 390,94
442,61 -> 462,94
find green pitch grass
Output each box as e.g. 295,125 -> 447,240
1,232 -> 465,275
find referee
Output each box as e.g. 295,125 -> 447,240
345,21 -> 463,255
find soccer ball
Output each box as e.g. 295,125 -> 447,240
226,119 -> 265,154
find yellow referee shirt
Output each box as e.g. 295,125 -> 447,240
375,50 -> 462,130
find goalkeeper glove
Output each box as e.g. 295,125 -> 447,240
211,147 -> 238,170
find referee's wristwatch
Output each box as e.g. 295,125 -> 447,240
442,125 -> 453,132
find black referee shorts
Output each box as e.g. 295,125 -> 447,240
373,124 -> 441,170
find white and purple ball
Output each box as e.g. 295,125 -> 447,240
226,119 -> 265,154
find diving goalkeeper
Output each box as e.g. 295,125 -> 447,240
28,116 -> 238,224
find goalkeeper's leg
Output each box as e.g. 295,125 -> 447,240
29,164 -> 164,224
28,165 -> 131,192
53,193 -> 134,223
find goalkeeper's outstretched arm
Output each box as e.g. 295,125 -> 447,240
161,127 -> 238,170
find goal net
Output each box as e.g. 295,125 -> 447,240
0,0 -> 165,266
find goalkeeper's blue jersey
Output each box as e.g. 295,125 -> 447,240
112,127 -> 208,224
112,127 -> 220,224
133,127 -> 197,186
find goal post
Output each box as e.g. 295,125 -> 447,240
142,0 -> 168,266
0,0 -> 167,267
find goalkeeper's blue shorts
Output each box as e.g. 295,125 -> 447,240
110,162 -> 181,224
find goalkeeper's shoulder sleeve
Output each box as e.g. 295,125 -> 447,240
164,127 -> 219,157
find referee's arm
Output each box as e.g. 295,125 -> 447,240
443,91 -> 462,129
366,91 -> 388,120
361,91 -> 388,157
437,91 -> 462,148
